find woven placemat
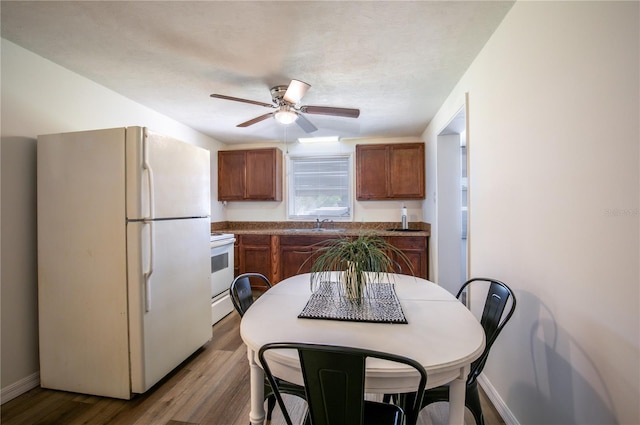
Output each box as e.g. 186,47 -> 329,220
298,281 -> 407,324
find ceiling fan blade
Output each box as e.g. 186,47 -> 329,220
210,93 -> 275,109
299,105 -> 360,118
283,79 -> 311,104
295,114 -> 318,133
237,112 -> 274,127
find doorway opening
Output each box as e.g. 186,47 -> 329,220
436,104 -> 468,295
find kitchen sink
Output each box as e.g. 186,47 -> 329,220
284,228 -> 346,233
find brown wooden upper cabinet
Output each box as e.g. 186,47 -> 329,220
218,148 -> 283,201
356,143 -> 425,200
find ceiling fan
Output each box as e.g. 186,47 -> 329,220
209,79 -> 360,133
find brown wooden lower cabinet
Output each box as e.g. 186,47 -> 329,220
233,241 -> 239,277
385,236 -> 428,279
236,233 -> 429,288
279,235 -> 340,281
237,234 -> 272,290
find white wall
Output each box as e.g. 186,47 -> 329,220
423,2 -> 639,424
0,39 -> 224,400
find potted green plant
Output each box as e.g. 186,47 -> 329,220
307,232 -> 413,300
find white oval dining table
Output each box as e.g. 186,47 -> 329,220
240,272 -> 485,425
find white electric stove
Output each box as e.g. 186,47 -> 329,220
210,232 -> 235,325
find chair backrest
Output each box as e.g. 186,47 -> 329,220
456,278 -> 516,385
229,273 -> 271,317
259,342 -> 428,425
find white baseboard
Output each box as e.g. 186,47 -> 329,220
1,372 -> 40,405
478,374 -> 520,425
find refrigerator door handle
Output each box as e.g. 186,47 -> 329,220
142,131 -> 155,312
143,220 -> 154,312
142,129 -> 156,221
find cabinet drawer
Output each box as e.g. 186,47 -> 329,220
386,236 -> 427,250
240,234 -> 271,245
279,235 -> 339,246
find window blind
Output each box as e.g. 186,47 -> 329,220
288,156 -> 351,219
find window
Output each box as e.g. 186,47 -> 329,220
287,155 -> 352,220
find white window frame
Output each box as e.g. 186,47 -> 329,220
286,153 -> 353,222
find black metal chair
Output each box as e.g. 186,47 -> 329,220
228,273 -> 307,422
386,277 -> 516,425
229,272 -> 269,318
259,342 -> 428,425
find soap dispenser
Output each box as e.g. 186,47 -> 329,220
401,205 -> 408,230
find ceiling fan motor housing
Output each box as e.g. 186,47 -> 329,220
270,85 -> 290,105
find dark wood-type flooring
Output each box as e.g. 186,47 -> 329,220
1,313 -> 505,425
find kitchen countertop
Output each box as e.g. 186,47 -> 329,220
210,221 -> 430,237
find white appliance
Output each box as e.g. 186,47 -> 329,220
210,232 -> 236,325
37,127 -> 212,400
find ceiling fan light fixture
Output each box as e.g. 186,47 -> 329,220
274,107 -> 298,125
283,79 -> 311,104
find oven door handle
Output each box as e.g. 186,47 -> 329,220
210,238 -> 236,249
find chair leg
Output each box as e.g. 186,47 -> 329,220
382,393 -> 418,425
397,392 -> 419,425
466,382 -> 485,425
266,394 -> 277,420
383,393 -> 401,404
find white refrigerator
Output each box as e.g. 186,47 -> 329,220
37,127 -> 212,399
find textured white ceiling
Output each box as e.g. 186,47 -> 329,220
1,1 -> 513,144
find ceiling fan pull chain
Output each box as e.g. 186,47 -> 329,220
284,125 -> 289,154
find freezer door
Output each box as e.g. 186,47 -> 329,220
126,127 -> 210,220
127,217 -> 212,394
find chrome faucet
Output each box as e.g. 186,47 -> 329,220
316,218 -> 330,229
